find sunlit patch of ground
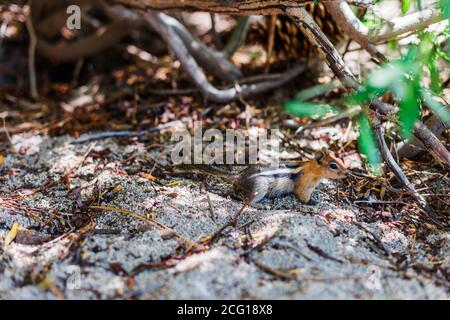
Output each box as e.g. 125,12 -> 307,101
0,134 -> 448,299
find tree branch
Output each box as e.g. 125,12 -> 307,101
397,117 -> 450,171
110,0 -> 315,15
372,114 -> 444,226
223,16 -> 251,58
36,19 -> 134,63
159,14 -> 242,82
142,11 -> 305,103
370,7 -> 444,43
325,0 -> 386,62
26,0 -> 39,100
287,7 -> 447,225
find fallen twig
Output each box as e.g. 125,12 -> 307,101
240,234 -> 277,258
304,239 -> 344,263
295,106 -> 361,135
206,193 -> 216,223
90,205 -> 199,249
202,192 -> 257,245
371,114 -> 445,227
272,238 -> 313,261
70,120 -> 183,145
253,260 -> 296,281
352,220 -> 395,262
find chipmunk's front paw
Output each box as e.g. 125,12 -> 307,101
307,193 -> 320,205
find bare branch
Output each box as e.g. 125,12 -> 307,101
325,0 -> 386,62
223,16 -> 251,58
371,7 -> 444,43
397,116 -> 450,171
36,20 -> 133,63
372,114 -> 444,226
143,11 -> 305,103
159,14 -> 242,82
109,0 -> 373,14
110,0 -> 314,15
26,0 -> 39,100
325,1 -> 444,49
287,7 -> 360,88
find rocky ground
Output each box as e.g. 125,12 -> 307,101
0,132 -> 448,299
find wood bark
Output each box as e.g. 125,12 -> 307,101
109,0 -> 317,15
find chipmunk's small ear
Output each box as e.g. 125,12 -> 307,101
315,150 -> 325,164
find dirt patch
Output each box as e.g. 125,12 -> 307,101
0,133 -> 449,299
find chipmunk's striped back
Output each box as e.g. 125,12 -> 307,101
242,162 -> 302,180
238,162 -> 303,203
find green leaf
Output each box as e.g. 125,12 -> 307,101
396,82 -> 421,140
428,59 -> 441,94
422,90 -> 450,125
294,82 -> 337,102
348,67 -> 398,106
367,65 -> 401,90
402,0 -> 413,14
357,113 -> 382,175
388,40 -> 398,50
439,0 -> 450,56
418,32 -> 442,94
418,32 -> 434,60
440,0 -> 450,18
284,101 -> 338,119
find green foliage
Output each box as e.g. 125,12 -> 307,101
402,0 -> 413,14
349,49 -> 420,140
440,0 -> 450,56
422,90 -> 450,124
362,11 -> 384,30
294,82 -> 337,102
357,112 -> 382,175
284,82 -> 339,119
420,32 -> 443,94
398,80 -> 421,139
284,101 -> 337,119
348,37 -> 449,140
285,1 -> 450,174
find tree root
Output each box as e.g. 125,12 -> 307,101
143,11 -> 305,103
159,13 -> 242,82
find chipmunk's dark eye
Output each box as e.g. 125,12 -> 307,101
329,163 -> 339,170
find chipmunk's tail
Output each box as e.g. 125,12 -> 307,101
168,164 -> 236,182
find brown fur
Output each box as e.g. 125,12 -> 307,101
294,151 -> 347,203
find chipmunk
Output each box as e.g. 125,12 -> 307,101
172,149 -> 347,207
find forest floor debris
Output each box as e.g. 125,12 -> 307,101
0,133 -> 448,299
